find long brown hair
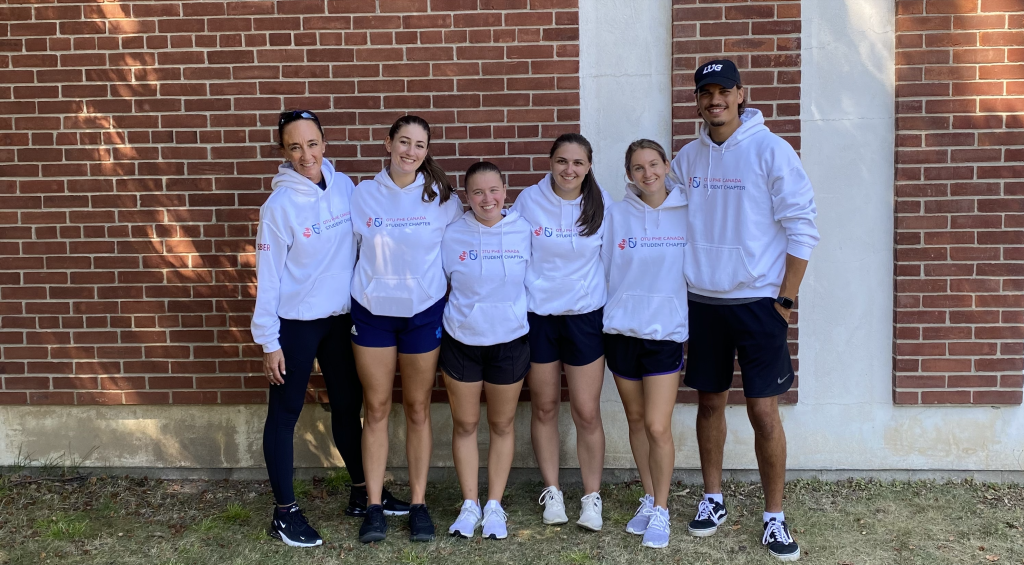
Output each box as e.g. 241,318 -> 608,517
549,133 -> 604,237
386,115 -> 453,204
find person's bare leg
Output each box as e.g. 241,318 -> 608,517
443,373 -> 482,502
528,361 -> 563,489
695,390 -> 729,495
353,344 -> 398,506
483,379 -> 524,503
746,395 -> 787,513
613,376 -> 653,496
565,357 -> 605,494
399,348 -> 441,505
644,372 -> 681,510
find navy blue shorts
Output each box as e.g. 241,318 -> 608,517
604,333 -> 684,381
683,297 -> 794,398
439,329 -> 530,385
527,308 -> 604,367
349,296 -> 445,354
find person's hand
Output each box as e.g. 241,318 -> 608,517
774,301 -> 792,324
264,349 -> 286,385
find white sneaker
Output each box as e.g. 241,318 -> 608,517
576,492 -> 603,531
481,500 -> 508,540
626,493 -> 655,535
448,499 -> 481,538
641,506 -> 670,549
538,486 -> 568,525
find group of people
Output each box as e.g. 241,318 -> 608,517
250,60 -> 819,561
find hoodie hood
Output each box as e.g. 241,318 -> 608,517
273,159 -> 336,196
441,209 -> 532,346
373,168 -> 426,194
698,107 -> 769,150
622,182 -> 688,235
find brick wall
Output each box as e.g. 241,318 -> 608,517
0,0 -> 581,406
893,0 -> 1024,405
672,0 -> 802,403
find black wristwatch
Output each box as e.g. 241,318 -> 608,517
775,296 -> 794,309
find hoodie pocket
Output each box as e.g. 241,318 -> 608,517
298,272 -> 349,319
533,277 -> 590,314
456,302 -> 525,345
604,293 -> 684,338
363,276 -> 433,318
684,243 -> 756,293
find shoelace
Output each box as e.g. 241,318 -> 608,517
538,486 -> 563,507
695,499 -> 715,521
482,506 -> 508,526
455,502 -> 481,524
762,520 -> 793,545
647,510 -> 670,533
633,497 -> 655,518
580,493 -> 601,514
410,506 -> 433,528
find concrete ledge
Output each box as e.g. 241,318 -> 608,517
9,467 -> 1024,485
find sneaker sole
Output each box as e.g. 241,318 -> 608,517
625,525 -> 646,535
409,533 -> 436,542
359,531 -> 387,544
383,510 -> 409,516
448,529 -> 476,538
270,529 -> 323,548
768,547 -> 801,562
688,515 -> 727,537
485,532 -> 508,540
641,540 -> 669,549
576,521 -> 602,532
542,516 -> 569,525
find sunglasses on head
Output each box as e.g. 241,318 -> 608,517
279,110 -> 320,126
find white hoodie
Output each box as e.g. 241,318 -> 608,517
511,174 -> 611,316
670,108 -> 820,299
601,185 -> 689,342
441,210 -> 532,346
251,160 -> 356,353
350,169 -> 463,317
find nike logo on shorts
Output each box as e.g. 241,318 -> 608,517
778,372 -> 792,384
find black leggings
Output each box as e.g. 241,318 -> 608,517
263,314 -> 365,505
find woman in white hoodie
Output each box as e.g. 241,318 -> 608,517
602,139 -> 688,549
511,133 -> 610,531
440,161 -> 532,541
349,115 -> 463,544
252,110 -> 413,548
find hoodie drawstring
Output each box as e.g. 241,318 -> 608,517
500,221 -> 508,281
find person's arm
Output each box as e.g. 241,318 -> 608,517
251,206 -> 290,384
775,254 -> 808,321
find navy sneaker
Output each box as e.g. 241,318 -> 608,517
346,485 -> 412,517
687,498 -> 728,537
762,518 -> 800,561
408,504 -> 436,542
358,504 -> 388,544
269,505 -> 323,548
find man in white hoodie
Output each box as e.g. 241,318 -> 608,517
671,60 -> 819,562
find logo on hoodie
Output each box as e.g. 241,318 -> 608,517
469,250 -> 478,260
458,251 -> 467,262
458,250 -> 479,262
302,227 -> 312,239
366,217 -> 384,228
311,224 -> 321,235
617,238 -> 638,250
532,226 -> 554,238
691,176 -> 701,189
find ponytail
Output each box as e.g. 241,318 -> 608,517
386,114 -> 453,204
549,133 -> 604,237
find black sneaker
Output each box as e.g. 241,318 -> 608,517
358,504 -> 388,544
762,518 -> 800,561
408,503 -> 436,542
346,485 -> 412,517
268,505 -> 323,547
687,498 -> 728,537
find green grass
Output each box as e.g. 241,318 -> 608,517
2,473 -> 1024,564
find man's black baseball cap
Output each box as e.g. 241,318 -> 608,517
693,59 -> 741,92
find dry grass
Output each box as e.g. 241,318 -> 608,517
1,470 -> 1023,565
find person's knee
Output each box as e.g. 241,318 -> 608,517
363,395 -> 392,425
697,394 -> 727,420
487,415 -> 515,438
404,400 -> 431,428
747,401 -> 782,435
532,400 -> 559,424
644,418 -> 673,445
572,406 -> 602,434
453,416 -> 479,437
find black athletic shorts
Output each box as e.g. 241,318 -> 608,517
683,297 -> 794,398
604,333 -> 684,381
439,329 -> 530,385
526,308 -> 604,366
